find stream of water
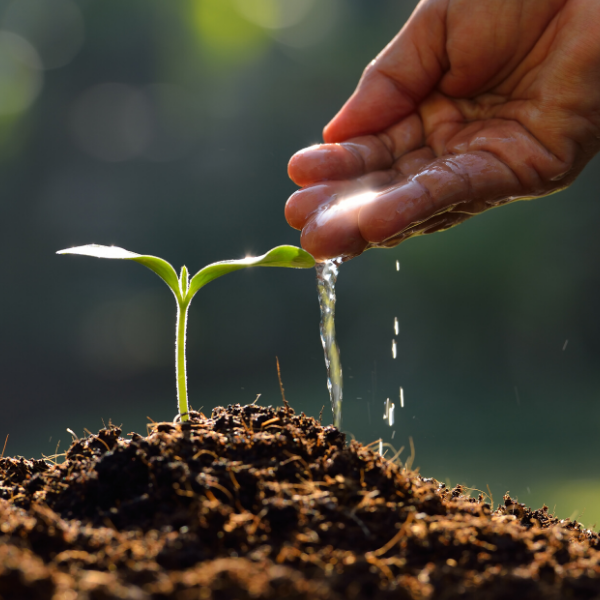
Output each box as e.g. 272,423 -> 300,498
315,259 -> 343,430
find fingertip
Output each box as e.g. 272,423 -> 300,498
324,72 -> 417,143
284,197 -> 302,231
301,219 -> 367,261
287,146 -> 326,187
285,184 -> 339,231
322,119 -> 343,144
288,144 -> 365,186
284,189 -> 310,231
287,150 -> 311,186
300,199 -> 369,261
323,110 -> 364,144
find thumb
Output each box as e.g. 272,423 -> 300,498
323,0 -> 449,143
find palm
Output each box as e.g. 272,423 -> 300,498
286,0 -> 600,260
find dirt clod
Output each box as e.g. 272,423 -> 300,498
1,404 -> 598,599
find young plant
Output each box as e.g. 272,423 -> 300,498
57,244 -> 315,421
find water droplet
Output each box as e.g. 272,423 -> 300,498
383,398 -> 395,426
394,317 -> 399,335
396,260 -> 400,271
399,386 -> 404,408
392,339 -> 397,359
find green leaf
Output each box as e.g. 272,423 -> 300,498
187,245 -> 315,300
57,244 -> 181,299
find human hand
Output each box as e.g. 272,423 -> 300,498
286,0 -> 600,260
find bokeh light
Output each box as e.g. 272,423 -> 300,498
190,0 -> 270,66
2,0 -> 84,70
0,31 -> 42,115
273,0 -> 340,49
232,0 -> 317,30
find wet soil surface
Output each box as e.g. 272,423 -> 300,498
1,404 -> 599,599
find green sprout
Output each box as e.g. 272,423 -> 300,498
57,244 -> 315,422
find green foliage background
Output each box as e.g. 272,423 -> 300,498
1,0 -> 599,528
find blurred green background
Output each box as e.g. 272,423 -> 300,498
1,0 -> 598,528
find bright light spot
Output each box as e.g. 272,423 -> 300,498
3,0 -> 84,70
378,438 -> 383,456
394,317 -> 399,336
57,245 -> 140,260
392,339 -> 397,359
314,190 -> 377,227
0,31 -> 43,116
340,190 -> 378,210
274,0 -> 339,48
396,260 -> 400,271
399,386 -> 404,408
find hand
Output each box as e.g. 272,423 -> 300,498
285,0 -> 600,260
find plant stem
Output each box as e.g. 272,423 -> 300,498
176,300 -> 190,422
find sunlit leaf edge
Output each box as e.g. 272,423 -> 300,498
187,245 -> 314,299
57,244 -> 181,298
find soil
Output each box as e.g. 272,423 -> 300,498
1,403 -> 599,600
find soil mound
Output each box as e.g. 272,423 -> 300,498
1,403 -> 599,599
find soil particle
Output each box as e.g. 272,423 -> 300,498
1,403 -> 599,599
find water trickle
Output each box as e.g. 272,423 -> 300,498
316,258 -> 343,430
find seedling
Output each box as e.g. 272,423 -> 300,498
57,244 -> 315,421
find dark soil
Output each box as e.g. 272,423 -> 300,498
1,404 -> 599,600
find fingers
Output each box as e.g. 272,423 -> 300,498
300,194 -> 372,261
285,181 -> 357,231
439,0 -> 562,97
395,147 -> 436,177
323,0 -> 448,143
358,151 -> 520,243
445,119 -> 568,192
297,150 -> 522,260
285,171 -> 396,231
288,113 -> 424,187
287,136 -> 393,187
